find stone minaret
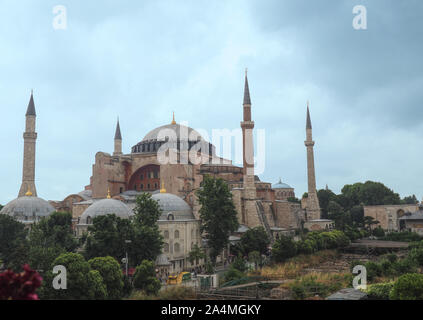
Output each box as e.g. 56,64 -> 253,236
113,118 -> 123,156
241,69 -> 256,197
240,70 -> 259,227
19,91 -> 38,197
305,101 -> 321,220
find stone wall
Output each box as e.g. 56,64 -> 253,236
364,204 -> 418,231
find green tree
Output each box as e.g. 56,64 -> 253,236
240,226 -> 270,256
196,175 -> 239,263
402,195 -> 418,205
89,256 -> 124,300
390,273 -> 423,300
84,214 -> 134,262
317,188 -> 338,219
188,244 -> 206,266
29,212 -> 78,252
133,260 -> 161,296
41,252 -> 107,300
232,254 -> 247,272
271,235 -> 297,263
327,201 -> 350,230
131,193 -> 164,265
0,214 -> 28,270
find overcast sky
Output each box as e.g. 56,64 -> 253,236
0,0 -> 422,204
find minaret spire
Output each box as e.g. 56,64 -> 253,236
240,69 -> 257,226
19,91 -> 38,197
304,101 -> 320,220
113,117 -> 123,156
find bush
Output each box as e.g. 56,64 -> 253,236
385,253 -> 398,264
271,236 -> 297,263
133,260 -> 161,296
372,226 -> 385,238
409,248 -> 423,266
224,267 -> 246,283
390,273 -> 423,300
232,254 -> 247,272
393,258 -> 417,275
366,282 -> 394,300
382,232 -> 423,242
365,261 -> 383,281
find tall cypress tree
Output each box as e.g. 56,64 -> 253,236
196,175 -> 239,264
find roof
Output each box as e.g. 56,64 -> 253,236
306,105 -> 312,129
155,254 -> 171,266
79,198 -> 133,224
0,196 -> 55,221
272,179 -> 292,189
399,209 -> 423,220
243,72 -> 251,105
26,92 -> 36,116
153,193 -> 195,221
142,123 -> 205,142
114,119 -> 122,140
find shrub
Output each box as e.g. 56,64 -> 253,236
232,254 -> 247,272
158,286 -> 196,300
385,253 -> 398,264
390,273 -> 423,300
271,236 -> 297,263
366,282 -> 394,300
393,258 -> 417,275
409,248 -> 423,266
224,267 -> 246,283
382,232 -> 423,242
372,226 -> 385,238
365,261 -> 383,281
133,260 -> 161,296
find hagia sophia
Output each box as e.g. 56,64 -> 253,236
0,72 -> 334,274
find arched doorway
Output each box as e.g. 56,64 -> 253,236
128,164 -> 160,192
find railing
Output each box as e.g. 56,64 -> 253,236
256,201 -> 273,242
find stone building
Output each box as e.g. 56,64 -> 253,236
60,71 -> 311,242
364,204 -> 419,232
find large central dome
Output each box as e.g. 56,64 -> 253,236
142,123 -> 205,142
131,122 -> 215,156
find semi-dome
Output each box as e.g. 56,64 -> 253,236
152,192 -> 195,221
272,179 -> 292,189
0,196 -> 55,223
79,198 -> 133,224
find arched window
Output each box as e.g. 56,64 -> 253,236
174,243 -> 180,253
164,243 -> 169,253
174,230 -> 180,239
87,216 -> 92,224
164,230 -> 169,239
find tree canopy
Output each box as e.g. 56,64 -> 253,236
196,175 -> 239,263
239,226 -> 270,256
0,214 -> 28,270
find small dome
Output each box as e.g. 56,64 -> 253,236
142,123 -> 205,142
79,198 -> 133,224
272,179 -> 292,189
155,253 -> 171,266
0,196 -> 55,223
152,193 -> 195,220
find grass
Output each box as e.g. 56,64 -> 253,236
280,272 -> 353,299
128,286 -> 197,300
259,250 -> 340,279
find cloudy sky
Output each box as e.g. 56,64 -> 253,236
0,0 -> 422,204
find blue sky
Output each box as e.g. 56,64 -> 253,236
1,0 -> 422,204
